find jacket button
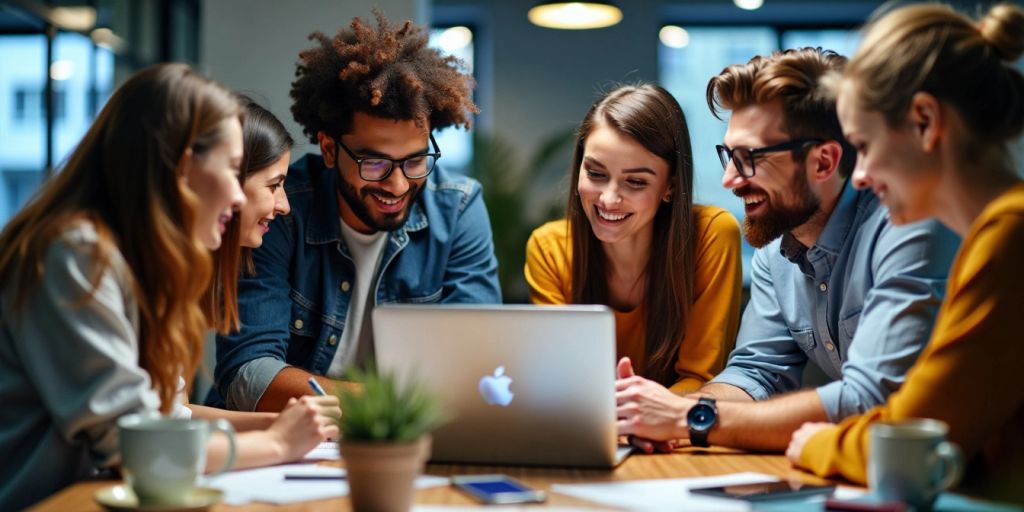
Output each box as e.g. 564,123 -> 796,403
819,282 -> 828,292
340,281 -> 351,292
293,319 -> 304,329
328,335 -> 338,346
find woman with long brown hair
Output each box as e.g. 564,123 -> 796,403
0,64 -> 335,510
786,2 -> 1024,500
207,95 -> 293,335
525,84 -> 743,430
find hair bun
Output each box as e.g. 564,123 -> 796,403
979,3 -> 1024,62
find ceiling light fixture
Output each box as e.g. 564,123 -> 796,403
734,0 -> 765,11
50,6 -> 97,31
659,25 -> 690,48
528,1 -> 623,30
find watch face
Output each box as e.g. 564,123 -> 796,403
687,403 -> 716,431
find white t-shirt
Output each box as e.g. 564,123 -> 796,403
326,219 -> 387,377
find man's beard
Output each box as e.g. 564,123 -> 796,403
740,170 -> 820,248
338,179 -> 421,232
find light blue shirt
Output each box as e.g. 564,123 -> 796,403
712,183 -> 960,422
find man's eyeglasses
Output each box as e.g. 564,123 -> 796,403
715,139 -> 824,178
333,134 -> 441,182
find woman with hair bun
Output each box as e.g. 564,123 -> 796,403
786,2 -> 1024,500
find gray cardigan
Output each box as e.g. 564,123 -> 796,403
0,222 -> 161,510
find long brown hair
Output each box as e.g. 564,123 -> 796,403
207,95 -> 294,333
567,84 -> 696,386
0,63 -> 241,413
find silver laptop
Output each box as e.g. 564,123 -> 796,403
374,304 -> 630,468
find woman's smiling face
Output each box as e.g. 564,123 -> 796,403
238,151 -> 291,248
576,121 -> 672,247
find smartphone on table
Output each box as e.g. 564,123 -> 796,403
689,480 -> 836,502
452,474 -> 547,504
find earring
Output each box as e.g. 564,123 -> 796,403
662,195 -> 672,203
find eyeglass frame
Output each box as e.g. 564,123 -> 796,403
715,139 -> 824,178
332,133 -> 442,182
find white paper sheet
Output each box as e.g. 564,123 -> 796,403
203,463 -> 448,505
301,440 -> 341,460
551,472 -> 783,511
413,508 -> 603,512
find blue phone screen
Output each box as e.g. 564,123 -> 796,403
465,481 -> 528,495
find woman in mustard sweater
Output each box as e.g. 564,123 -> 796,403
786,3 -> 1024,500
525,84 -> 743,402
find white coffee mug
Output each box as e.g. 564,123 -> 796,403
869,419 -> 962,511
118,413 -> 236,506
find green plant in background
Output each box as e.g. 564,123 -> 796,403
472,129 -> 577,303
336,367 -> 447,442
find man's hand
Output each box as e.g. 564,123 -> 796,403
615,357 -> 692,442
786,422 -> 833,467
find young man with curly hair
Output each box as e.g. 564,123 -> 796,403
615,48 -> 959,452
208,12 -> 501,412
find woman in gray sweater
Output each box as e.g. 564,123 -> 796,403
0,63 -> 337,510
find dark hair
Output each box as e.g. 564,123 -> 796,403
706,47 -> 856,178
0,63 -> 240,413
567,83 -> 696,387
208,95 -> 294,333
846,3 -> 1024,169
290,10 -> 478,142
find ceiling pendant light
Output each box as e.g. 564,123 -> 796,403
528,1 -> 623,30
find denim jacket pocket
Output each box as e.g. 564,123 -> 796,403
288,295 -> 321,338
406,287 -> 443,304
839,308 -> 863,343
791,328 -> 818,353
379,286 -> 443,305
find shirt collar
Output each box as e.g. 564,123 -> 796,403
812,179 -> 860,256
778,179 -> 859,272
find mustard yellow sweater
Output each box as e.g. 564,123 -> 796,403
524,205 -> 742,393
800,183 -> 1024,500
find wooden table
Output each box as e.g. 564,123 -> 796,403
31,447 -> 844,511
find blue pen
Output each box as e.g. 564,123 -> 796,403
308,377 -> 327,396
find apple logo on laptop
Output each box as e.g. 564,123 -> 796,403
478,366 -> 514,406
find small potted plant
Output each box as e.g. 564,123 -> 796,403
336,367 -> 446,512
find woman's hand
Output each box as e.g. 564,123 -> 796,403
786,422 -> 832,467
267,396 -> 341,462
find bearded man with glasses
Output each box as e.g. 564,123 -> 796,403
614,48 -> 959,453
207,12 -> 501,413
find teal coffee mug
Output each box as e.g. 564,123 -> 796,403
868,419 -> 962,511
117,413 -> 236,506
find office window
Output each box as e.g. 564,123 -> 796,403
11,88 -> 67,122
782,30 -> 859,59
1,35 -> 47,224
660,26 -> 856,282
429,26 -> 474,175
53,32 -> 114,166
0,32 -> 113,227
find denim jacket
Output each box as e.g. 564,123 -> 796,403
208,154 -> 501,410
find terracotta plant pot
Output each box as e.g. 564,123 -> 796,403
340,435 -> 432,512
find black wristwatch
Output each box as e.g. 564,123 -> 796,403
687,397 -> 718,448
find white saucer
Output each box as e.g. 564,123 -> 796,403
94,485 -> 223,512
